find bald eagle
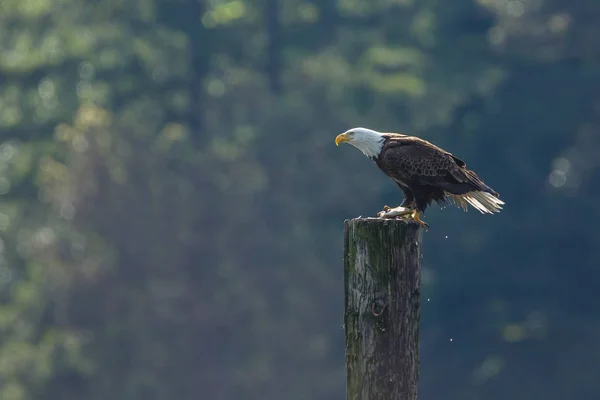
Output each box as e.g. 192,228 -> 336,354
335,127 -> 504,229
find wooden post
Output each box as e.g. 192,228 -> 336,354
343,218 -> 422,400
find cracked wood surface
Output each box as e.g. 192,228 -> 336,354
344,218 -> 422,400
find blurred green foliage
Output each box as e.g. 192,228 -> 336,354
0,0 -> 599,399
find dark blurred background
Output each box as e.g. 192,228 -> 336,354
1,0 -> 599,399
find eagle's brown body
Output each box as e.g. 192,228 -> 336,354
372,133 -> 502,213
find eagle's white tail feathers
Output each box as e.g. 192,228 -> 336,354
445,191 -> 505,214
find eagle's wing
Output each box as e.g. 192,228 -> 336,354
378,136 -> 464,183
379,135 -> 503,212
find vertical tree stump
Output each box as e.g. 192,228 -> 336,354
343,218 -> 422,400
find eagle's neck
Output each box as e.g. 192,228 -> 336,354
354,135 -> 386,159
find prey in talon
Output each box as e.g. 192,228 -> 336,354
377,205 -> 409,218
335,127 -> 505,229
377,206 -> 430,230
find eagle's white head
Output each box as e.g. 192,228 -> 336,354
335,127 -> 386,159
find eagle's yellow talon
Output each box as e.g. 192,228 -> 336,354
409,210 -> 429,231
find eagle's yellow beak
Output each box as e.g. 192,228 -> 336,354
335,133 -> 351,146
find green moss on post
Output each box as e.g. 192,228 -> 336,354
343,218 -> 422,400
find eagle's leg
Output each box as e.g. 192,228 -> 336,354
409,210 -> 429,230
400,198 -> 416,208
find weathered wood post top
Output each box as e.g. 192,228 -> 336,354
343,218 -> 422,400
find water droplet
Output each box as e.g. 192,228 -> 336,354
427,298 -> 430,302
445,235 -> 448,239
450,338 -> 453,342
